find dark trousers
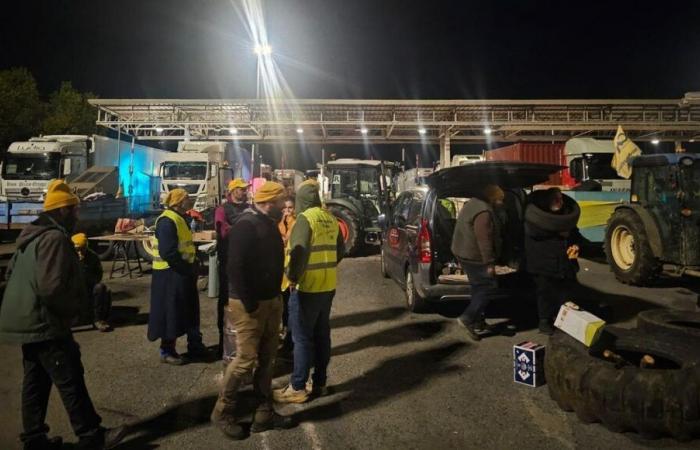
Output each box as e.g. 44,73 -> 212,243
217,260 -> 228,357
289,289 -> 334,391
21,337 -> 103,447
459,260 -> 499,325
92,283 -> 112,322
281,288 -> 293,351
533,274 -> 571,321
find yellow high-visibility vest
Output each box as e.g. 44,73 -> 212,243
152,209 -> 196,270
298,207 -> 339,293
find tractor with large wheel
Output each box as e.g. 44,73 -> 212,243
605,153 -> 700,285
322,159 -> 398,255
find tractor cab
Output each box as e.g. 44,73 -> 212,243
605,153 -> 700,284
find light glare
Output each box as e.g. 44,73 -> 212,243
296,127 -> 304,134
418,128 -> 427,135
651,139 -> 660,145
484,127 -> 493,135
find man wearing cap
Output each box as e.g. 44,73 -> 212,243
274,180 -> 344,404
451,184 -> 506,341
72,233 -> 113,332
0,180 -> 125,449
211,181 -> 293,439
147,188 -> 206,365
214,178 -> 250,360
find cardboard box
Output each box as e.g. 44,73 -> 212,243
554,303 -> 605,347
513,341 -> 546,387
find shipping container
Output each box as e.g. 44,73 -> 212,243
484,143 -> 572,186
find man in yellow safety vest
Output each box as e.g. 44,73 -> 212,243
147,188 -> 205,365
273,180 -> 345,404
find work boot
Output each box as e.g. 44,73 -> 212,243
474,318 -> 495,334
211,398 -> 246,440
103,426 -> 128,449
187,343 -> 209,359
23,436 -> 63,450
538,319 -> 555,335
273,384 -> 309,404
306,380 -> 333,398
160,352 -> 185,366
94,320 -> 113,333
456,318 -> 481,342
250,411 -> 295,433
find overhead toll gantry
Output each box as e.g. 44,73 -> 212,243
89,93 -> 700,167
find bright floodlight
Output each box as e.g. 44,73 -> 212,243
484,127 -> 493,135
360,127 -> 369,135
229,128 -> 238,135
651,139 -> 660,145
155,127 -> 163,134
254,44 -> 272,56
418,128 -> 427,135
296,127 -> 304,134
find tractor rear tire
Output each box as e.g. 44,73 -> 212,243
546,327 -> 700,441
329,206 -> 361,256
637,309 -> 700,341
604,208 -> 660,286
136,237 -> 157,263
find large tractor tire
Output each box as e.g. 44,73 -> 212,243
546,327 -> 700,441
88,238 -> 114,261
329,205 -> 361,256
638,309 -> 700,341
604,208 -> 660,286
136,237 -> 158,263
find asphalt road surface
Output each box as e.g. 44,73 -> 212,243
1,256 -> 699,449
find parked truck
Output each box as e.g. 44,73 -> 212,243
483,139 -> 630,242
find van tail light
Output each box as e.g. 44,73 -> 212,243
681,208 -> 692,217
417,218 -> 432,263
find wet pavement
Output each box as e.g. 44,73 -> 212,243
1,256 -> 699,449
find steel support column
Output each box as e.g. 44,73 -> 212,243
440,133 -> 451,168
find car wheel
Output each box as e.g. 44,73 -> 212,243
546,326 -> 700,441
380,247 -> 390,278
405,269 -> 428,313
604,209 -> 660,286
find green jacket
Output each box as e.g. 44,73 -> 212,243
287,183 -> 345,284
0,215 -> 87,344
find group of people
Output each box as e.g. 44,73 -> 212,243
0,175 -> 345,447
145,178 -> 344,439
451,184 -> 582,340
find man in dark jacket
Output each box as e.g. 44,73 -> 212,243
524,188 -> 582,334
0,179 -> 124,450
211,181 -> 293,440
451,184 -> 506,341
274,180 -> 344,404
148,188 -> 204,365
214,178 -> 250,360
72,233 -> 113,332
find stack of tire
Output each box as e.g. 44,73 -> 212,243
545,309 -> 700,441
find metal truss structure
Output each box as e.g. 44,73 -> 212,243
90,95 -> 700,165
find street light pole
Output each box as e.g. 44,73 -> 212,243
251,44 -> 272,181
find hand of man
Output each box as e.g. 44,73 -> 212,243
567,245 -> 580,260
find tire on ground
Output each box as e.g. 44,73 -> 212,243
380,247 -> 390,278
637,309 -> 700,341
604,208 -> 660,286
329,205 -> 361,256
88,239 -> 114,261
545,327 -> 700,440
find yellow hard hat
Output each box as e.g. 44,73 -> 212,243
228,178 -> 250,192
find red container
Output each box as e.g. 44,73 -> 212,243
484,143 -> 572,186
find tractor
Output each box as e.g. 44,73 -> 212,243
605,153 -> 700,285
322,159 -> 398,255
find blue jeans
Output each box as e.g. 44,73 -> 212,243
289,289 -> 334,391
459,260 -> 499,325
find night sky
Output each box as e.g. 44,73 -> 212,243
2,0 -> 700,166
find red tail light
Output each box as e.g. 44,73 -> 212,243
417,218 -> 432,263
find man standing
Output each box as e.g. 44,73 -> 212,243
0,179 -> 124,449
72,233 -> 113,332
274,180 -> 344,404
148,188 -> 205,365
278,196 -> 296,358
211,181 -> 293,440
214,178 -> 250,360
451,184 -> 505,342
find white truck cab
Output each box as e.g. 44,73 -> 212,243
1,135 -> 90,201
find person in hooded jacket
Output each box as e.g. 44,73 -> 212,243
0,179 -> 125,450
524,187 -> 582,334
